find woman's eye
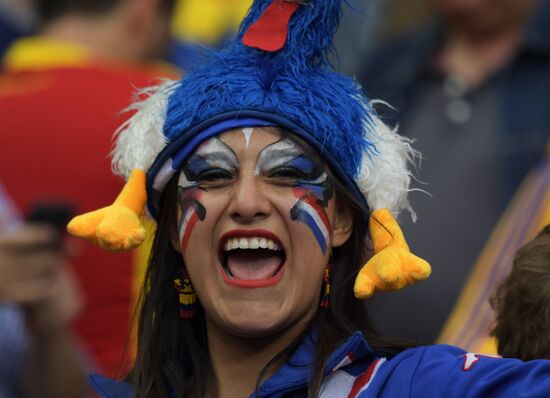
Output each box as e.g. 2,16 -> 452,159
197,169 -> 233,182
267,167 -> 307,180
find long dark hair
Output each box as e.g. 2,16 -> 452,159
131,157 -> 412,398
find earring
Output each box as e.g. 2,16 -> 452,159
174,269 -> 197,319
320,264 -> 332,309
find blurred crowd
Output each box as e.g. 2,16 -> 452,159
360,0 -> 550,348
0,0 -> 548,396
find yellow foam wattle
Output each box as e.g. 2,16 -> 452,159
354,208 -> 431,299
67,169 -> 147,251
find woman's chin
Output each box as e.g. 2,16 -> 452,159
227,324 -> 282,339
211,301 -> 315,341
220,309 -> 288,339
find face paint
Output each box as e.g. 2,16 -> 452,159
290,180 -> 332,254
185,137 -> 239,180
256,138 -> 334,253
177,176 -> 206,253
242,127 -> 254,148
178,137 -> 239,252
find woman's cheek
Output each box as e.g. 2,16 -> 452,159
286,176 -> 334,255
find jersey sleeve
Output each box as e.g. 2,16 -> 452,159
409,345 -> 550,398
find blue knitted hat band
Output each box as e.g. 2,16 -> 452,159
145,111 -> 368,219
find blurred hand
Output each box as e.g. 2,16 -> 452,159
0,225 -> 82,336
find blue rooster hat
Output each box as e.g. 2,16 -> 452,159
68,0 -> 431,299
113,0 -> 414,219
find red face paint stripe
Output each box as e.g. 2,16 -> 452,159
293,187 -> 331,232
303,193 -> 331,231
181,210 -> 200,253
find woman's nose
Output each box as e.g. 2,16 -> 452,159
228,175 -> 271,223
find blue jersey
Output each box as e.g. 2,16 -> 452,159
91,330 -> 550,397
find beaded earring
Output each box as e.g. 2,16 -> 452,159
320,264 -> 332,309
174,269 -> 197,319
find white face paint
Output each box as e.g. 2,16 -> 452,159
185,137 -> 240,178
255,138 -> 307,176
242,127 -> 254,148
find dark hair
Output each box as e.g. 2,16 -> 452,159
490,225 -> 550,361
131,135 -> 413,397
34,0 -> 175,23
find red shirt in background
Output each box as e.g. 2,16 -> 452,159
0,37 -> 178,376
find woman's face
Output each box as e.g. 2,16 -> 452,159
174,127 -> 352,338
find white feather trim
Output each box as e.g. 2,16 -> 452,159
111,79 -> 178,179
356,100 -> 419,220
110,82 -> 417,221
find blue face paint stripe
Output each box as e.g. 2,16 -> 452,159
287,155 -> 317,175
292,201 -> 328,254
296,182 -> 324,199
184,156 -> 212,178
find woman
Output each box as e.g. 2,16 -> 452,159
68,0 -> 550,396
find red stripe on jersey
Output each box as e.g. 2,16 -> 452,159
348,358 -> 382,398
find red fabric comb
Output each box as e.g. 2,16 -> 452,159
242,0 -> 300,52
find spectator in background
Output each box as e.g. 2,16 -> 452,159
360,0 -> 550,343
438,149 -> 550,354
0,227 -> 85,398
0,183 -> 85,398
491,224 -> 550,361
169,0 -> 252,69
0,0 -> 36,58
0,0 -> 178,377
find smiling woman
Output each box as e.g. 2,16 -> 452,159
66,0 -> 550,397
134,125 -> 384,397
173,128 -> 352,337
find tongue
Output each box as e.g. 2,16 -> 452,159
226,250 -> 283,280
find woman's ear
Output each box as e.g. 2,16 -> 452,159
332,202 -> 353,248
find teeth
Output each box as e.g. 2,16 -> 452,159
223,237 -> 281,251
250,238 -> 259,249
239,238 -> 249,249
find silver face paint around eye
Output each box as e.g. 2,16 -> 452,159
183,137 -> 239,182
255,139 -> 305,176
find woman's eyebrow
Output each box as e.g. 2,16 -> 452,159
181,138 -> 240,180
184,152 -> 237,176
255,139 -> 307,170
198,152 -> 238,166
195,138 -> 239,166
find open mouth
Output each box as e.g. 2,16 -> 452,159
218,230 -> 286,288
